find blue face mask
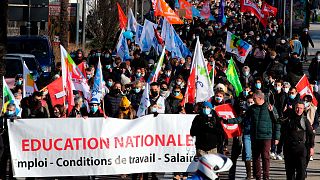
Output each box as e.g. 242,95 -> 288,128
255,83 -> 262,89
215,97 -> 223,103
106,65 -> 111,69
81,103 -> 86,108
203,108 -> 211,115
173,92 -> 180,97
7,110 -> 15,116
87,75 -> 92,79
107,81 -> 113,87
134,88 -> 141,93
304,102 -> 310,107
136,73 -> 141,78
16,80 -> 23,85
243,91 -> 249,96
289,94 -> 296,99
96,53 -> 101,57
91,106 -> 98,113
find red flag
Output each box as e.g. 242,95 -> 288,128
153,27 -> 164,46
240,0 -> 269,27
179,0 -> 192,19
117,2 -> 127,30
47,77 -> 65,107
215,104 -> 242,139
296,74 -> 318,106
78,62 -> 87,78
184,66 -> 196,104
200,1 -> 211,19
154,0 -> 183,24
261,2 -> 278,17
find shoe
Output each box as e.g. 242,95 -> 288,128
270,152 -> 276,160
310,156 -> 314,161
276,154 -> 283,160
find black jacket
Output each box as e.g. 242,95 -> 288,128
190,113 -> 224,151
104,91 -> 123,117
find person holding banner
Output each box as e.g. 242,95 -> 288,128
190,101 -> 224,157
0,103 -> 18,180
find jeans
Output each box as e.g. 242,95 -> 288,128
252,139 -> 271,180
243,135 -> 252,161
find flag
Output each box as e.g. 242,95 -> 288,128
184,65 -> 196,104
226,58 -> 243,97
60,45 -> 75,113
215,104 -> 242,138
78,62 -> 87,78
200,1 -> 211,19
193,37 -> 214,102
116,31 -> 130,60
240,0 -> 269,27
127,8 -> 137,33
226,31 -> 252,63
23,61 -> 38,97
117,2 -> 127,30
154,0 -> 183,24
192,6 -> 201,17
2,77 -> 21,115
137,47 -> 166,117
261,2 -> 278,17
91,57 -> 104,100
296,74 -> 318,106
135,23 -> 143,48
179,0 -> 193,19
173,29 -> 192,58
154,27 -> 164,46
140,19 -> 158,52
47,77 -> 65,107
175,0 -> 180,9
218,0 -> 226,25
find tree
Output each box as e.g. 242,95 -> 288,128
0,0 -> 8,108
86,0 -> 132,49
60,0 -> 69,49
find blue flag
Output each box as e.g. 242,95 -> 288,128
91,58 -> 103,99
218,0 -> 226,25
192,6 -> 201,17
135,23 -> 143,48
173,30 -> 192,58
116,32 -> 130,61
140,19 -> 158,52
175,0 -> 180,9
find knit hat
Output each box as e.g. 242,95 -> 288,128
120,96 -> 131,108
203,101 -> 213,109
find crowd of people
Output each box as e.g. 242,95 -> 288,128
1,0 -> 320,180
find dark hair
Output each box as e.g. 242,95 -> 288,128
303,95 -> 313,102
53,104 -> 66,117
150,82 -> 159,87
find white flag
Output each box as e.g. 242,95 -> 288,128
193,37 -> 214,102
127,8 -> 137,33
23,62 -> 38,97
137,83 -> 150,117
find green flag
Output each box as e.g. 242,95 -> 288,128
226,58 -> 243,96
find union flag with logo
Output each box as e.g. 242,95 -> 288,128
296,74 -> 318,106
215,104 -> 242,139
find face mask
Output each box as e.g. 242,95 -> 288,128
272,33 -> 276,36
284,60 -> 288,64
215,97 -> 223,103
243,91 -> 249,96
106,65 -> 111,69
255,83 -> 262,89
304,101 -> 310,108
107,81 -> 113,87
87,74 -> 92,79
54,112 -> 60,117
166,72 -> 171,77
289,94 -> 296,99
142,86 -> 146,90
256,37 -> 260,41
247,102 -> 254,107
7,110 -> 15,116
317,56 -> 320,60
266,34 -> 270,38
173,92 -> 180,97
314,85 -> 318,92
16,80 -> 23,85
151,91 -> 159,97
91,106 -> 98,113
284,87 -> 290,93
105,54 -> 110,58
244,71 -> 249,76
281,40 -> 286,44
134,88 -> 141,93
136,73 -> 141,78
270,56 -> 276,59
275,86 -> 282,91
203,108 -> 211,115
176,81 -> 182,85
96,53 -> 101,57
81,103 -> 86,108
151,107 -> 157,113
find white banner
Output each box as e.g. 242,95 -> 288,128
8,114 -> 198,177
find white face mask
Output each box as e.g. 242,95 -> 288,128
317,56 -> 320,60
284,87 -> 290,93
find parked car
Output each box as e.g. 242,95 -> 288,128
7,35 -> 55,78
4,53 -> 40,88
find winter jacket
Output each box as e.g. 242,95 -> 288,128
127,91 -> 143,112
243,103 -> 280,140
190,113 -> 224,151
104,91 -> 123,117
165,94 -> 183,114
